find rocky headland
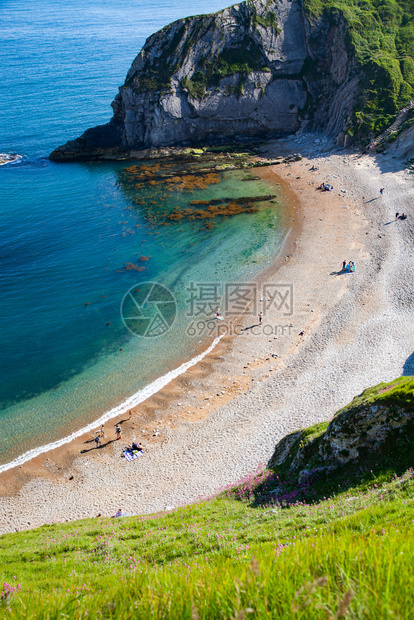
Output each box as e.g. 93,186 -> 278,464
50,0 -> 414,161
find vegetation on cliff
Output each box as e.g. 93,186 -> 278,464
269,375 -> 414,476
182,35 -> 271,100
132,0 -> 414,139
305,0 -> 414,136
133,18 -> 275,98
1,377 -> 413,617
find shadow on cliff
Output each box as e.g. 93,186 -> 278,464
363,150 -> 412,175
403,352 -> 414,376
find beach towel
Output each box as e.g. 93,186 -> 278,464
122,450 -> 143,461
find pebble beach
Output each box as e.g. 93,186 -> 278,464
1,135 -> 413,534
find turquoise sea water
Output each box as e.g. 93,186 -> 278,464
0,0 -> 289,468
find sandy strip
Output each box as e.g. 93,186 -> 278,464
1,134 -> 413,534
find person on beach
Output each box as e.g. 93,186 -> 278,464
216,307 -> 220,319
116,425 -> 122,440
100,424 -> 105,438
395,212 -> 399,221
318,182 -> 333,192
131,441 -> 144,452
128,410 -> 132,420
258,311 -> 263,324
380,188 -> 384,195
342,260 -> 346,271
94,435 -> 101,448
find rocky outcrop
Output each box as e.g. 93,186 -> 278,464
389,123 -> 414,160
50,0 -> 360,161
269,377 -> 414,474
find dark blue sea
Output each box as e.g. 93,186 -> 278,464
0,0 -> 289,469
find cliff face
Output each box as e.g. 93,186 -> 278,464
50,0 -> 359,160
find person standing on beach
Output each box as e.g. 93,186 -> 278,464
94,435 -> 101,448
128,410 -> 132,420
395,212 -> 399,221
380,188 -> 384,195
100,424 -> 105,438
116,425 -> 122,440
342,260 -> 346,270
216,307 -> 220,319
258,311 -> 263,324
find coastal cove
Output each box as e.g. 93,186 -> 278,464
1,0 -> 414,614
0,151 -> 290,469
1,0 -> 414,534
1,0 -> 292,470
2,139 -> 414,530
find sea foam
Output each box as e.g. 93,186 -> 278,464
0,333 -> 225,473
0,153 -> 23,165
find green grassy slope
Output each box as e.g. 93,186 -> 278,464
1,378 -> 413,618
305,0 -> 414,137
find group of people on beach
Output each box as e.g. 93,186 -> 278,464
342,260 -> 356,273
121,440 -> 144,456
377,188 -> 408,221
93,413 -> 136,448
317,182 -> 333,192
91,406 -> 147,461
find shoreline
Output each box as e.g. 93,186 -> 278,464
0,162 -> 295,476
0,334 -> 225,475
1,135 -> 413,532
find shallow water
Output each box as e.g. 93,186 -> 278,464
0,0 -> 289,467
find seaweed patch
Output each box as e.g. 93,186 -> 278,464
117,154 -> 280,232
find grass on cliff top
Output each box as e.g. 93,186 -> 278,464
305,0 -> 414,136
1,378 -> 414,618
349,375 -> 414,407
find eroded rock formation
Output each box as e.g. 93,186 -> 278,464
50,0 -> 359,160
269,377 -> 414,476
